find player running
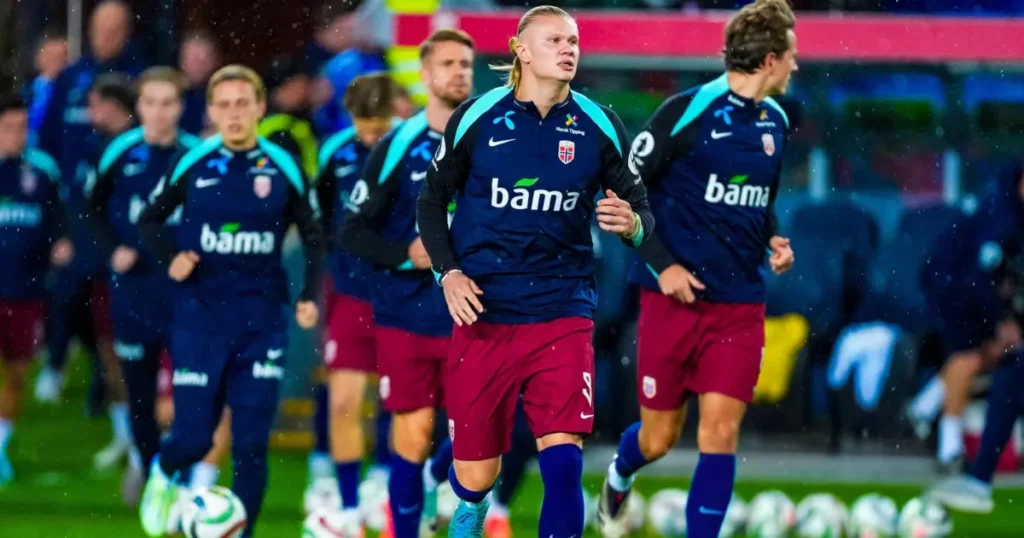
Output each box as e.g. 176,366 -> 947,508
340,29 -> 473,538
417,7 -> 654,538
595,2 -> 797,537
84,67 -> 236,503
314,72 -> 403,532
0,95 -> 73,486
136,64 -> 324,538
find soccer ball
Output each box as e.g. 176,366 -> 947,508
647,488 -> 689,537
898,497 -> 952,538
795,493 -> 846,538
181,486 -> 247,538
849,493 -> 898,538
626,490 -> 647,531
583,489 -> 599,529
719,494 -> 749,538
302,508 -> 351,538
746,490 -> 797,538
304,477 -> 341,514
437,481 -> 458,525
358,479 -> 389,531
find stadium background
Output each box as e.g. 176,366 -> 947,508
1,0 -> 1024,536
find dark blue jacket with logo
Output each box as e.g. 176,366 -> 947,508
628,74 -> 790,304
0,148 -> 65,299
340,111 -> 451,337
137,135 -> 324,333
417,87 -> 654,325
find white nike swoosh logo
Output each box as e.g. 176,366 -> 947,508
267,348 -> 283,360
580,412 -> 594,419
335,164 -> 357,177
195,178 -> 220,188
411,171 -> 427,182
710,130 -> 732,140
489,137 -> 515,147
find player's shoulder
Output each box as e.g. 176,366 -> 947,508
449,87 -> 513,147
23,147 -> 60,183
98,127 -> 146,175
177,131 -> 203,150
169,134 -> 224,185
570,90 -> 627,155
319,126 -> 358,170
256,136 -> 306,193
761,96 -> 791,131
656,74 -> 733,137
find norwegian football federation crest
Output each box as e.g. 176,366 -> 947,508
762,133 -> 776,156
557,140 -> 575,165
253,175 -> 271,198
20,167 -> 37,194
642,376 -> 657,399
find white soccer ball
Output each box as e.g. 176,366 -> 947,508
304,477 -> 342,514
795,493 -> 846,538
302,508 -> 353,538
181,486 -> 247,538
746,490 -> 797,538
358,479 -> 389,531
898,497 -> 953,538
647,488 -> 689,537
849,493 -> 898,538
719,494 -> 749,538
627,490 -> 647,531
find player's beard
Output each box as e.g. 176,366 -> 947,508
434,82 -> 470,110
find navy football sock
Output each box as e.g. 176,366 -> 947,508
427,438 -> 453,487
120,350 -> 161,474
611,422 -> 650,488
313,384 -> 330,454
448,464 -> 491,503
388,455 -> 425,538
685,453 -> 736,538
970,354 -> 1024,484
375,411 -> 392,467
335,460 -> 361,510
538,444 -> 584,538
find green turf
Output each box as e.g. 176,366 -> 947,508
1,356 -> 1023,537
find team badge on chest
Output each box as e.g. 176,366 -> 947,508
557,140 -> 575,165
253,175 -> 271,198
20,167 -> 37,195
762,133 -> 776,156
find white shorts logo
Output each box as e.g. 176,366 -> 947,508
324,340 -> 338,365
379,376 -> 391,400
448,419 -> 455,442
582,372 -> 593,408
642,376 -> 657,398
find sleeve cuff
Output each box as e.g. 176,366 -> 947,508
397,259 -> 415,271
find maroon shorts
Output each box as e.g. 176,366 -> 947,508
157,349 -> 173,399
0,299 -> 45,363
448,317 -> 595,461
637,290 -> 765,409
323,291 -> 377,373
375,326 -> 449,413
89,280 -> 113,339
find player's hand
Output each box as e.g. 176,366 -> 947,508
111,246 -> 138,274
997,318 -> 1022,352
441,270 -> 484,327
295,301 -> 319,329
658,264 -> 705,304
168,251 -> 200,282
50,238 -> 74,267
407,237 -> 432,270
769,236 -> 795,275
597,190 -> 638,237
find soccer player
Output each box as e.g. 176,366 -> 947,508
84,67 -> 235,504
594,2 -> 798,537
136,65 -> 324,538
315,72 -> 403,532
0,95 -> 73,486
340,29 -> 474,538
417,7 -> 654,538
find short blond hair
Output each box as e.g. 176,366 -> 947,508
419,28 -> 475,61
206,64 -> 266,102
490,5 -> 573,90
137,66 -> 187,97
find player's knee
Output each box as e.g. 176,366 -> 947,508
453,459 -> 500,492
329,389 -> 362,425
392,412 -> 434,462
696,417 -> 741,454
639,422 -> 680,460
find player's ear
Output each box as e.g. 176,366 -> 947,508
256,98 -> 267,119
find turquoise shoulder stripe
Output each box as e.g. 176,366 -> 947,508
24,148 -> 60,183
671,73 -> 729,136
257,137 -> 305,194
454,87 -> 511,147
379,111 -> 428,185
170,134 -> 223,185
763,96 -> 790,129
572,91 -> 621,156
318,127 -> 356,172
98,127 -> 144,176
178,131 -> 202,149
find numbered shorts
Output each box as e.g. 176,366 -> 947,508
447,316 -> 595,461
637,290 -> 765,408
0,299 -> 45,363
323,291 -> 377,373
375,326 -> 449,413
